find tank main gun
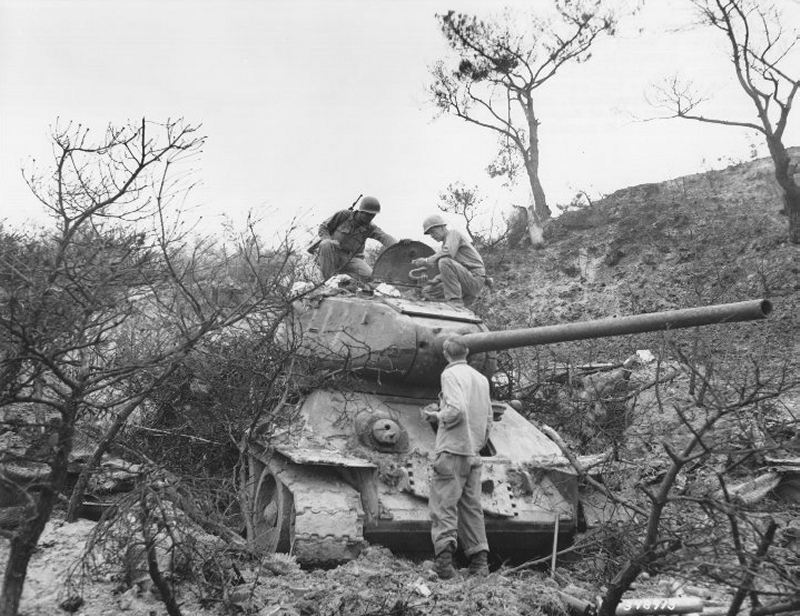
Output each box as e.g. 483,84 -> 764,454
457,299 -> 772,354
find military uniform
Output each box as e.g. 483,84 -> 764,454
422,229 -> 486,305
316,210 -> 395,280
428,359 -> 492,563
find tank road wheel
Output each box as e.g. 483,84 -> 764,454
249,464 -> 294,554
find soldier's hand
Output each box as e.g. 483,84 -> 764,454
412,257 -> 427,267
420,403 -> 438,422
396,238 -> 413,246
423,410 -> 439,423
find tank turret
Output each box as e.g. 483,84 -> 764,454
244,243 -> 773,566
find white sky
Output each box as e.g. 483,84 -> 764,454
1,0 -> 798,246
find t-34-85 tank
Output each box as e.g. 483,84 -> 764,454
241,243 -> 772,566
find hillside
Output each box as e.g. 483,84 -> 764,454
478,148 -> 800,368
4,151 -> 799,616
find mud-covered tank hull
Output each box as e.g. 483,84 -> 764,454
243,389 -> 578,565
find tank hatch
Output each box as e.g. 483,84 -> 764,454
380,297 -> 482,324
372,241 -> 434,286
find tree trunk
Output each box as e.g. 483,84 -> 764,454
0,498 -> 57,616
519,95 -> 551,219
525,132 -> 551,221
726,519 -> 777,616
0,405 -> 75,616
765,137 -> 800,244
140,495 -> 183,616
522,117 -> 550,248
528,173 -> 550,221
788,202 -> 800,244
525,165 -> 548,248
598,551 -> 650,616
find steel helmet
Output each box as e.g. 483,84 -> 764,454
422,213 -> 446,234
357,196 -> 381,214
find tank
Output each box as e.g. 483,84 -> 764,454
241,242 -> 773,566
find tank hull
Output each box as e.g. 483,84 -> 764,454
245,389 -> 578,565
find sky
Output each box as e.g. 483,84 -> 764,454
1,0 -> 798,248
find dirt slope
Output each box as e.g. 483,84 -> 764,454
477,148 -> 800,369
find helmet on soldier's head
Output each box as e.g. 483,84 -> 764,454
358,196 -> 381,214
422,214 -> 447,234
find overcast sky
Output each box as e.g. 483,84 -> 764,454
1,0 -> 798,246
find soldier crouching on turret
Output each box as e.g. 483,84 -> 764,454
412,214 -> 486,307
315,196 -> 397,282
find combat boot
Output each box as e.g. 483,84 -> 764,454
468,550 -> 489,576
433,545 -> 456,580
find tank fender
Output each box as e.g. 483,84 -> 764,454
273,444 -> 376,469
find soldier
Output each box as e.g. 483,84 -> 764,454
420,337 -> 492,579
412,214 -> 486,307
315,196 -> 396,281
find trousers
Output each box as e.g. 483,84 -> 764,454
429,452 -> 488,558
316,239 -> 372,281
423,257 -> 484,305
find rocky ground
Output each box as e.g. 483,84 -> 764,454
2,150 -> 799,615
0,515 -> 739,616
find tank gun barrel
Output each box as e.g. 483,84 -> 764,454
458,299 -> 772,354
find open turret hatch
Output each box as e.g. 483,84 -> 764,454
372,240 -> 434,286
373,242 -> 482,324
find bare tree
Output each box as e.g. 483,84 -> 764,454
428,2 -> 626,246
63,220 -> 300,523
594,351 -> 799,616
653,0 -> 800,243
0,118 -> 298,616
508,341 -> 799,616
437,182 -> 484,244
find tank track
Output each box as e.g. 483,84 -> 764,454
274,462 -> 367,565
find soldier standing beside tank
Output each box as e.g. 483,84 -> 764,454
315,196 -> 397,282
420,337 -> 492,579
412,214 -> 486,307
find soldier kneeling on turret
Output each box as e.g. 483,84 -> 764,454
315,196 -> 397,282
412,214 -> 486,307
